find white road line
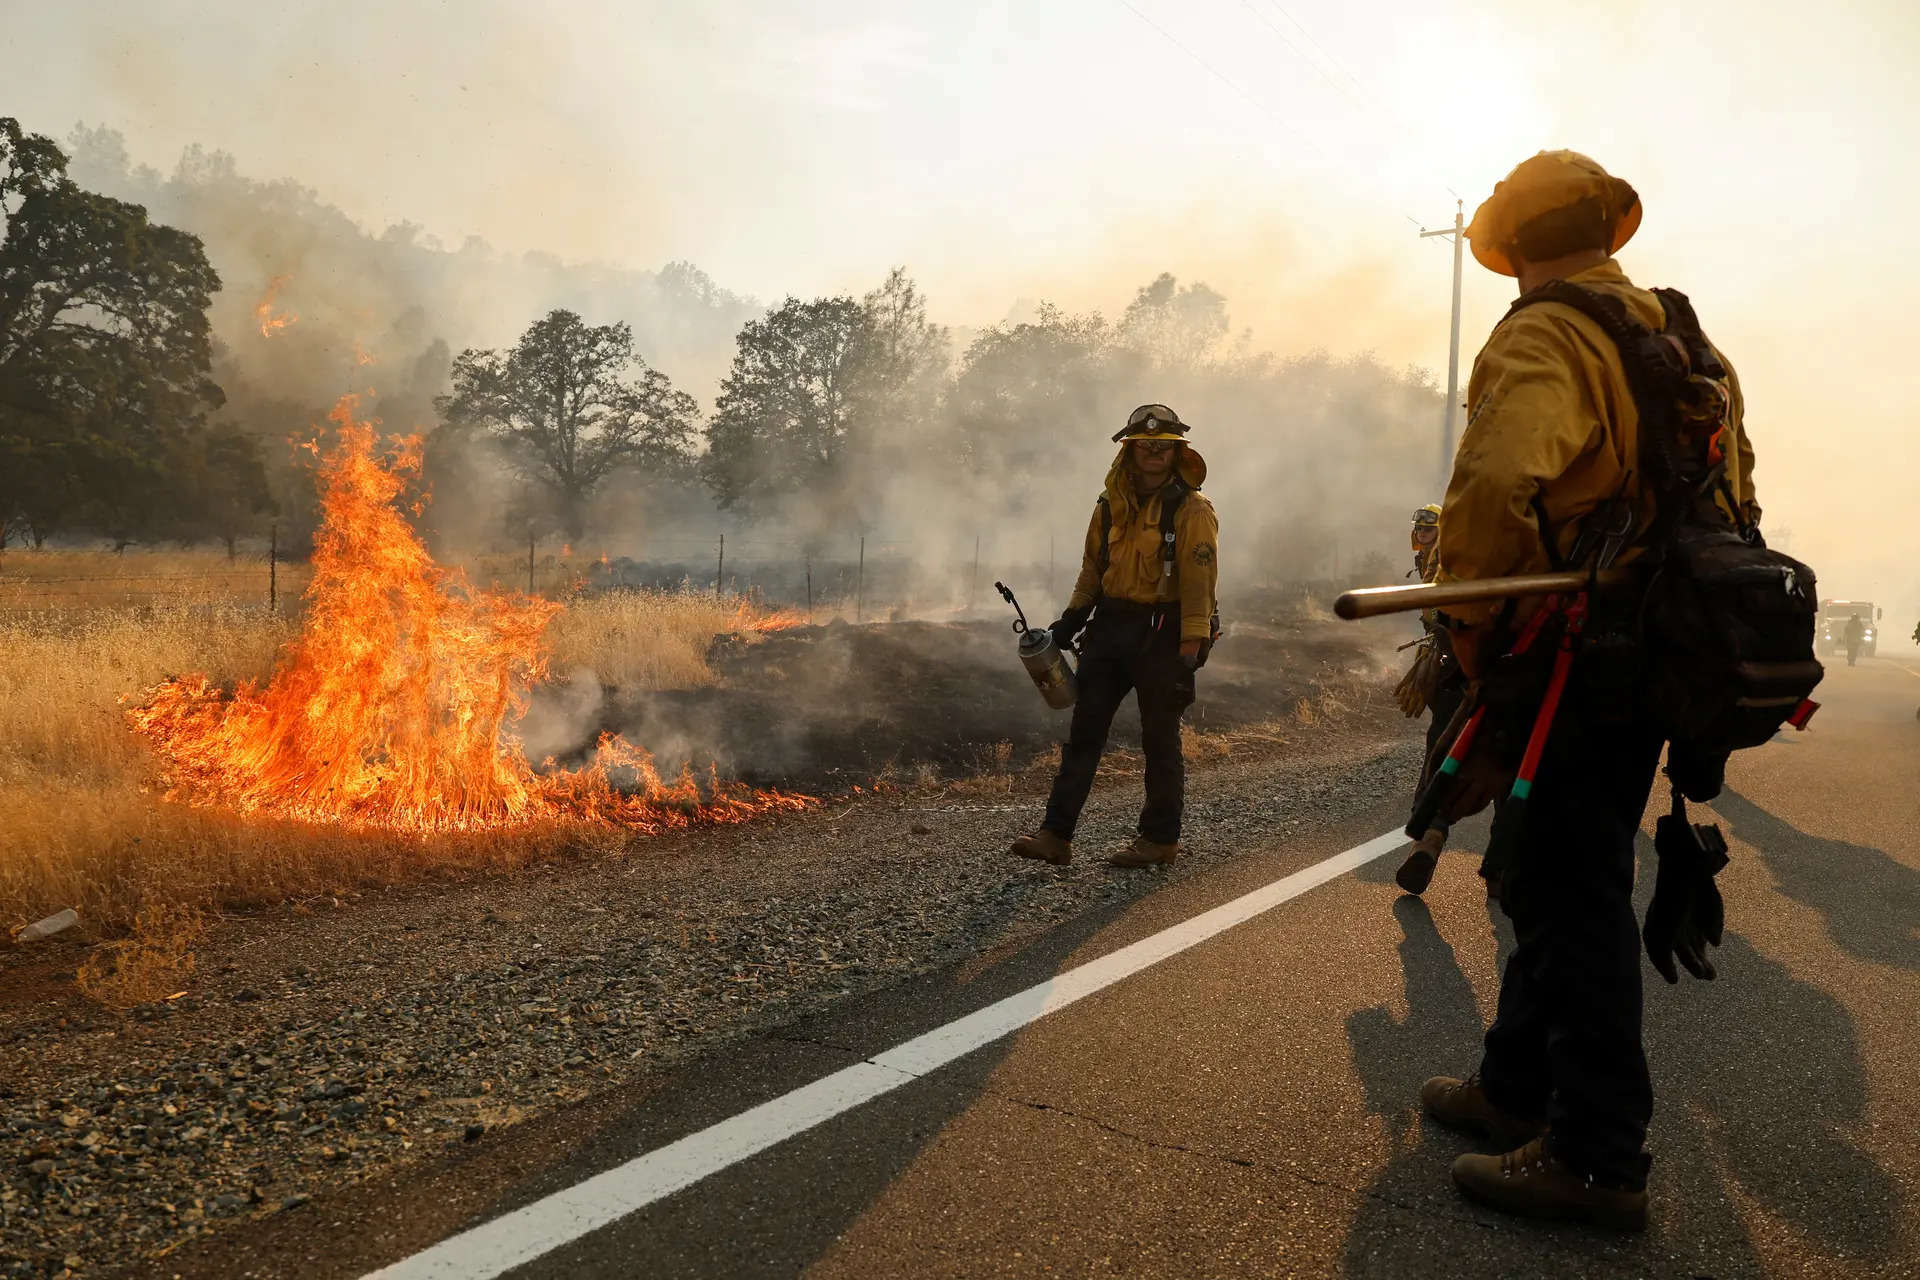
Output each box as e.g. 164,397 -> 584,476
367,828 -> 1410,1280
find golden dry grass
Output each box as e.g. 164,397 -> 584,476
0,545 -> 312,613
0,553 -> 782,967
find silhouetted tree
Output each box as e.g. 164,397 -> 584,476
0,117 -> 226,543
438,309 -> 699,539
702,295 -> 868,517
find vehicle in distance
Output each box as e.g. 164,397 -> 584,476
1818,599 -> 1880,658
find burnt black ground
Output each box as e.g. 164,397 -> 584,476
597,615 -> 1379,788
140,654 -> 1920,1279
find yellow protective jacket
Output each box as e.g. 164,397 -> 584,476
1437,258 -> 1757,626
1067,444 -> 1219,642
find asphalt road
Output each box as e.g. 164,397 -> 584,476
166,655 -> 1920,1279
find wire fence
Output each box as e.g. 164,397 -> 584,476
0,530 -> 1086,625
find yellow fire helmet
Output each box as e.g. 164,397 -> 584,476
1412,503 -> 1442,527
1113,403 -> 1190,443
1466,150 -> 1641,278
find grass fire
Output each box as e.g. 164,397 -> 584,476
128,395 -> 809,835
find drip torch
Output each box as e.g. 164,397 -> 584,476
995,581 -> 1077,710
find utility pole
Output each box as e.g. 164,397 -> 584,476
1420,199 -> 1466,493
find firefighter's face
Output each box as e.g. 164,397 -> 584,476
1130,438 -> 1176,480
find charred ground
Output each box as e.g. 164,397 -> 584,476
587,604 -> 1387,791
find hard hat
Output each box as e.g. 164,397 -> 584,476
1113,403 -> 1190,443
1412,504 -> 1442,526
1466,151 -> 1641,277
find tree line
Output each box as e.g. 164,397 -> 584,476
1,119 -> 268,551
3,117 -> 1441,573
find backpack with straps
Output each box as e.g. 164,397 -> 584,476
1096,477 -> 1188,587
1094,478 -> 1223,659
1505,281 -> 1823,786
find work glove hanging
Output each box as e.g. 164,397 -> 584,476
1643,791 -> 1730,983
1049,605 -> 1092,650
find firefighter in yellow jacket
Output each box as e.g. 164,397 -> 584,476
1009,404 -> 1219,867
1418,151 -> 1757,1231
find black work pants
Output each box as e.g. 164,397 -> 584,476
1041,609 -> 1195,844
1477,691 -> 1664,1189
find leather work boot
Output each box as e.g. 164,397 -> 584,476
1451,1136 -> 1649,1232
1108,836 -> 1181,867
1394,828 -> 1446,895
1009,830 -> 1072,865
1420,1075 -> 1545,1151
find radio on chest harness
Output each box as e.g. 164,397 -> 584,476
1091,477 -> 1220,662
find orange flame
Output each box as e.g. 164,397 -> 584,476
735,603 -> 808,633
255,275 -> 297,338
129,395 -> 810,835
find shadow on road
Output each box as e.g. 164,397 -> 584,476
1712,787 -> 1920,972
1335,831 -> 1905,1277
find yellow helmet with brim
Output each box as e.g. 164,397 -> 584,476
1466,150 -> 1641,278
1113,402 -> 1191,443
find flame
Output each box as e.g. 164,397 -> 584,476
255,275 -> 297,338
353,339 -> 377,367
129,395 -> 810,835
734,603 -> 808,633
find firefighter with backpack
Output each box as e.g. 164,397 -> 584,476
1410,150 -> 1819,1230
1392,502 -> 1494,897
1008,404 -> 1219,868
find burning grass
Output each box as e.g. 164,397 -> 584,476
0,589 -> 797,949
1,399 -> 808,954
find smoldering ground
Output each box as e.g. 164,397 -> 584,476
516,600 -> 1406,792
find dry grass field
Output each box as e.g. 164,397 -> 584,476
0,548 -> 784,1001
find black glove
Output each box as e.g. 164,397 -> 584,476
1050,606 -> 1092,648
1643,796 -> 1729,983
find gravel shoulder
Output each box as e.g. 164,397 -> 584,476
1,692 -> 1419,1279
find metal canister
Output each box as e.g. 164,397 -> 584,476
1018,626 -> 1078,709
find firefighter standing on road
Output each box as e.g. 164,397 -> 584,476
1392,503 -> 1475,895
1416,151 -> 1758,1230
1009,404 -> 1219,868
1844,613 -> 1866,665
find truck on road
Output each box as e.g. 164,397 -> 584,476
1818,599 -> 1881,659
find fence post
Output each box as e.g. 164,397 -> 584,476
805,555 -> 813,623
527,534 -> 535,595
856,536 -> 865,624
268,521 -> 278,613
716,534 -> 725,596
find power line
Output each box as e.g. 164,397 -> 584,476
1117,0 -> 1451,241
1260,0 -> 1374,104
1113,0 -> 1338,170
1235,0 -> 1373,119
1226,0 -> 1466,227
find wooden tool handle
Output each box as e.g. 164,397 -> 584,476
1334,568 -> 1633,620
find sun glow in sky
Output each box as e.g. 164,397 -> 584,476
14,0 -> 1920,614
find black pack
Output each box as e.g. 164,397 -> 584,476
1506,282 -> 1823,790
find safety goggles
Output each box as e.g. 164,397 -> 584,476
1129,438 -> 1178,455
1113,403 -> 1189,442
1412,508 -> 1441,527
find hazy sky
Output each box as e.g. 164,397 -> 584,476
12,0 -> 1920,612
